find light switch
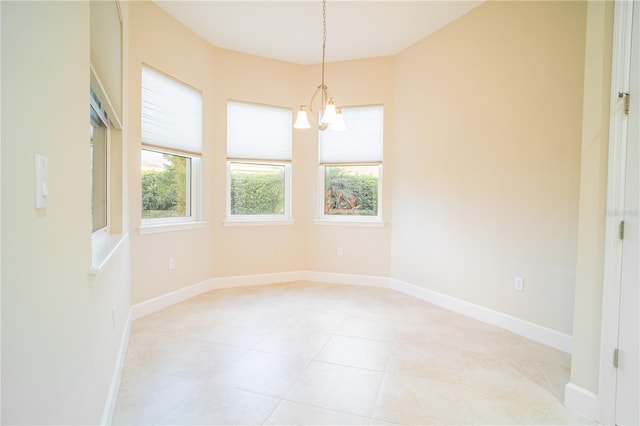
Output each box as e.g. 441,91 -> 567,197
35,153 -> 48,209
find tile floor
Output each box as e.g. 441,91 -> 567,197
113,281 -> 595,425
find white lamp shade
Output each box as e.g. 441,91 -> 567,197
331,110 -> 346,131
320,100 -> 337,124
294,109 -> 311,129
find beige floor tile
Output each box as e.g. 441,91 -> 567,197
114,282 -> 587,425
373,373 -> 473,425
369,419 -> 402,426
454,316 -> 523,355
462,350 -> 561,405
337,315 -> 396,341
137,336 -> 246,379
155,384 -> 279,425
462,356 -> 575,425
386,340 -> 466,384
112,370 -> 202,425
123,332 -> 246,379
469,390 -> 595,425
218,304 -> 293,326
389,303 -> 455,324
286,361 -> 384,417
211,349 -> 311,397
265,400 -> 369,425
316,335 -> 392,371
280,308 -> 347,332
393,319 -> 459,349
469,392 -> 557,425
191,318 -> 274,348
253,326 -> 331,358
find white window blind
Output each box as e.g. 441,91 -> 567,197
141,65 -> 202,154
227,101 -> 292,161
319,105 -> 384,164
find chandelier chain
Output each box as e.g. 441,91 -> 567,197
321,0 -> 327,91
294,0 -> 343,131
322,0 -> 327,54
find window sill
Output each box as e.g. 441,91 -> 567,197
89,233 -> 128,280
139,221 -> 206,235
224,219 -> 295,227
314,218 -> 385,228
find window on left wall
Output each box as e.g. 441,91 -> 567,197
89,65 -> 126,278
140,65 -> 203,230
90,87 -> 109,235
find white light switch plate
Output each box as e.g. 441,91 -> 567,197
35,153 -> 48,209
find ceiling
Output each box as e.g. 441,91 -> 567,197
154,1 -> 484,65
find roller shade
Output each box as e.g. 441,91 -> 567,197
141,65 -> 202,154
319,105 -> 383,164
227,101 -> 292,161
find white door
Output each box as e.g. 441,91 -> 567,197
615,2 -> 639,424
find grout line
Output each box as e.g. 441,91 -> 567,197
278,398 -> 372,423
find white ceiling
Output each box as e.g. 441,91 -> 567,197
154,1 -> 484,65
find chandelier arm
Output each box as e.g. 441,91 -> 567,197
307,85 -> 324,116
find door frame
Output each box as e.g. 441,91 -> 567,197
598,1 -> 635,424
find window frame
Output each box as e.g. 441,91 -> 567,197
316,163 -> 384,226
138,65 -> 204,233
224,100 -> 294,226
90,91 -> 110,238
225,160 -> 293,225
140,147 -> 201,227
316,105 -> 385,226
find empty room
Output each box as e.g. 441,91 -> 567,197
2,0 -> 638,425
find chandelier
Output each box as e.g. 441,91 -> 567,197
293,0 -> 345,131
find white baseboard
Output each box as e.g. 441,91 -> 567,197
100,309 -> 133,426
303,271 -> 390,288
390,278 -> 573,353
564,382 -> 600,422
130,271 -> 392,321
129,273 -> 571,353
130,271 -> 303,321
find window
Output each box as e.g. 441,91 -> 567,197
90,87 -> 109,234
140,65 -> 202,228
226,101 -> 292,224
318,105 -> 384,223
141,149 -> 191,219
88,1 -> 126,278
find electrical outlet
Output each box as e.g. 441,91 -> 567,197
337,247 -> 344,256
514,276 -> 524,292
168,258 -> 175,270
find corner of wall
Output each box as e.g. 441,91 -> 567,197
564,382 -> 600,422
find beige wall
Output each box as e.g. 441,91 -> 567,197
391,1 -> 587,334
0,0 -> 614,422
210,47 -> 306,279
303,57 -> 395,276
1,1 -> 131,423
128,2 -> 303,302
128,1 -> 216,304
129,2 -> 394,303
570,0 -> 613,394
